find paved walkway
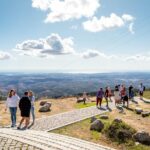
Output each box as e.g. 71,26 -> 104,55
31,101 -> 115,131
0,128 -> 114,150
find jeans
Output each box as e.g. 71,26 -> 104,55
31,106 -> 35,122
9,107 -> 17,126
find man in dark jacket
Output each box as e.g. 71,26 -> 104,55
17,91 -> 31,129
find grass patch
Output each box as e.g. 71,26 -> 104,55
127,144 -> 150,150
75,99 -> 106,109
75,102 -> 96,109
52,117 -> 102,142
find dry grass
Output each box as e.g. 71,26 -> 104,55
109,102 -> 150,134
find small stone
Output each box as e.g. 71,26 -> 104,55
142,111 -> 150,117
135,107 -> 143,114
100,115 -> 109,119
135,142 -> 140,145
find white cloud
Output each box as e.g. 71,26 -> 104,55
80,49 -> 119,59
0,51 -> 11,60
32,0 -> 51,11
122,14 -> 134,22
125,54 -> 150,61
83,13 -> 135,33
80,49 -> 106,59
15,33 -> 75,58
32,0 -> 100,23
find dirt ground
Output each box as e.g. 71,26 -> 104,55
109,101 -> 150,134
0,96 -> 97,126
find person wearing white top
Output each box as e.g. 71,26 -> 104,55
139,83 -> 144,100
5,90 -> 20,127
114,86 -> 121,106
29,91 -> 35,124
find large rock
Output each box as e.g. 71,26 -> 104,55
135,107 -> 143,114
90,116 -> 97,123
100,115 -> 109,119
40,101 -> 47,106
39,103 -> 51,112
90,119 -> 104,132
133,131 -> 150,145
142,111 -> 150,117
76,98 -> 86,103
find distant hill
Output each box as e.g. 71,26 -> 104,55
0,72 -> 150,98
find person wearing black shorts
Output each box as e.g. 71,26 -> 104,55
17,92 -> 31,129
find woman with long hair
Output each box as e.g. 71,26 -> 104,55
29,91 -> 35,124
5,89 -> 20,127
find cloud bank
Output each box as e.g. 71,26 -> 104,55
15,34 -> 75,57
32,0 -> 100,23
83,13 -> 135,33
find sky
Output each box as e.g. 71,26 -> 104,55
0,0 -> 150,73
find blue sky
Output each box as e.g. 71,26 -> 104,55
0,0 -> 150,72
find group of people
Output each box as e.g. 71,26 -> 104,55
4,83 -> 145,128
5,90 -> 35,129
96,83 -> 145,108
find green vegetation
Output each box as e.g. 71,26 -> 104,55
105,119 -> 136,143
75,102 -> 96,109
127,144 -> 150,150
75,99 -> 106,109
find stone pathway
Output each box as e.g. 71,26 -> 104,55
31,101 -> 115,131
0,128 -> 114,150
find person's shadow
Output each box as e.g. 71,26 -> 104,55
106,106 -> 112,112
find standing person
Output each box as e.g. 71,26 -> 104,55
139,83 -> 145,100
17,92 -> 31,130
29,91 -> 35,124
96,88 -> 104,108
104,87 -> 109,107
83,92 -> 87,104
108,87 -> 112,102
120,85 -> 126,101
129,85 -> 134,101
5,90 -> 20,127
114,86 -> 121,106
